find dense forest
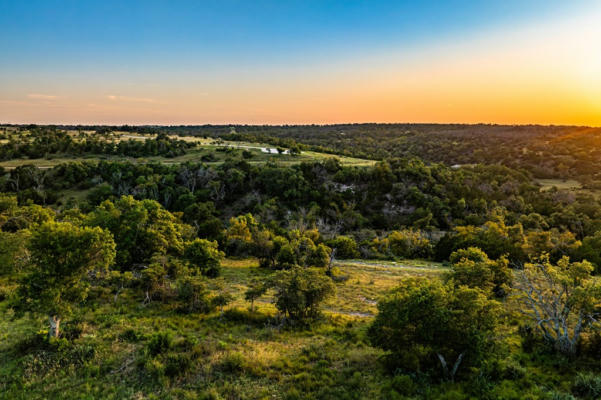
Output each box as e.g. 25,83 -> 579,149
2,124 -> 601,399
139,123 -> 601,183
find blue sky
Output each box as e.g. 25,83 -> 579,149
1,1 -> 587,65
1,1 -> 600,124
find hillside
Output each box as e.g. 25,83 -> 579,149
1,124 -> 601,400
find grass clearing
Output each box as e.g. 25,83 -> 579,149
1,256 -> 418,399
535,178 -> 582,191
215,258 -> 447,317
0,139 -> 374,170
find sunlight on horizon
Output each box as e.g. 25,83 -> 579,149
0,1 -> 600,126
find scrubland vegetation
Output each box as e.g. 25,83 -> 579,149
2,124 -> 601,399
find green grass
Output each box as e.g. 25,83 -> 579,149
535,178 -> 582,191
0,258 -> 589,399
1,257 -> 408,399
0,139 -> 374,170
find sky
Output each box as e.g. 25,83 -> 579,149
1,0 -> 600,126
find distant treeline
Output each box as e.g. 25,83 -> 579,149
0,127 -> 192,159
150,123 -> 601,182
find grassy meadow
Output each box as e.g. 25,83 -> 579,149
0,258 -> 444,400
1,255 -> 589,400
0,131 -> 375,170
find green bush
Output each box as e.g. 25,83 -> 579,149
119,328 -> 142,343
164,353 -> 193,377
368,278 -> 501,380
183,238 -> 224,278
572,373 -> 601,399
269,266 -> 336,322
389,374 -> 417,396
548,392 -> 576,400
176,277 -> 212,313
217,352 -> 246,374
372,229 -> 432,259
328,236 -> 359,259
147,332 -> 173,356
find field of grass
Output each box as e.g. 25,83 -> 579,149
0,134 -> 375,170
535,178 -> 582,191
216,258 -> 447,317
0,258 -> 445,399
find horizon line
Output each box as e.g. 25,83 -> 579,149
2,122 -> 600,129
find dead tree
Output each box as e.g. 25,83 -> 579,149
513,256 -> 601,355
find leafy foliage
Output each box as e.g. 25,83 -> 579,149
268,267 -> 336,322
13,221 -> 116,336
368,279 -> 501,379
86,196 -> 192,269
184,238 -> 224,277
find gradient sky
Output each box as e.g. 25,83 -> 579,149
1,0 -> 600,125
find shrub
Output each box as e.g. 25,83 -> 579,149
448,247 -> 511,297
120,328 -> 142,343
572,373 -> 601,399
183,238 -> 224,278
269,267 -> 336,322
548,392 -> 576,400
147,332 -> 173,356
164,353 -> 193,377
376,229 -> 433,259
328,236 -> 359,259
389,374 -> 417,396
176,277 -> 212,313
368,278 -> 501,380
217,352 -> 246,374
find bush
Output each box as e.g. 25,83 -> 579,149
374,229 -> 433,259
548,392 -> 576,400
176,277 -> 212,313
183,238 -> 224,277
580,331 -> 601,359
368,278 -> 501,380
328,236 -> 359,259
448,247 -> 511,297
164,353 -> 193,377
217,352 -> 246,374
389,374 -> 417,396
119,328 -> 142,343
147,332 -> 173,356
269,267 -> 336,322
572,373 -> 601,399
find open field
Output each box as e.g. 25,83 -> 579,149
535,179 -> 582,191
216,258 -> 447,317
0,132 -> 375,169
0,257 -> 443,399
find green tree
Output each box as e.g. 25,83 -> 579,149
225,213 -> 258,256
308,243 -> 331,268
269,266 -> 336,322
575,231 -> 601,272
183,238 -> 224,277
0,230 -> 30,276
328,235 -> 359,259
368,279 -> 500,380
244,279 -> 267,312
86,196 -> 191,269
212,292 -> 234,315
177,276 -> 212,313
378,229 -> 433,259
449,247 -> 511,297
14,221 -> 116,337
